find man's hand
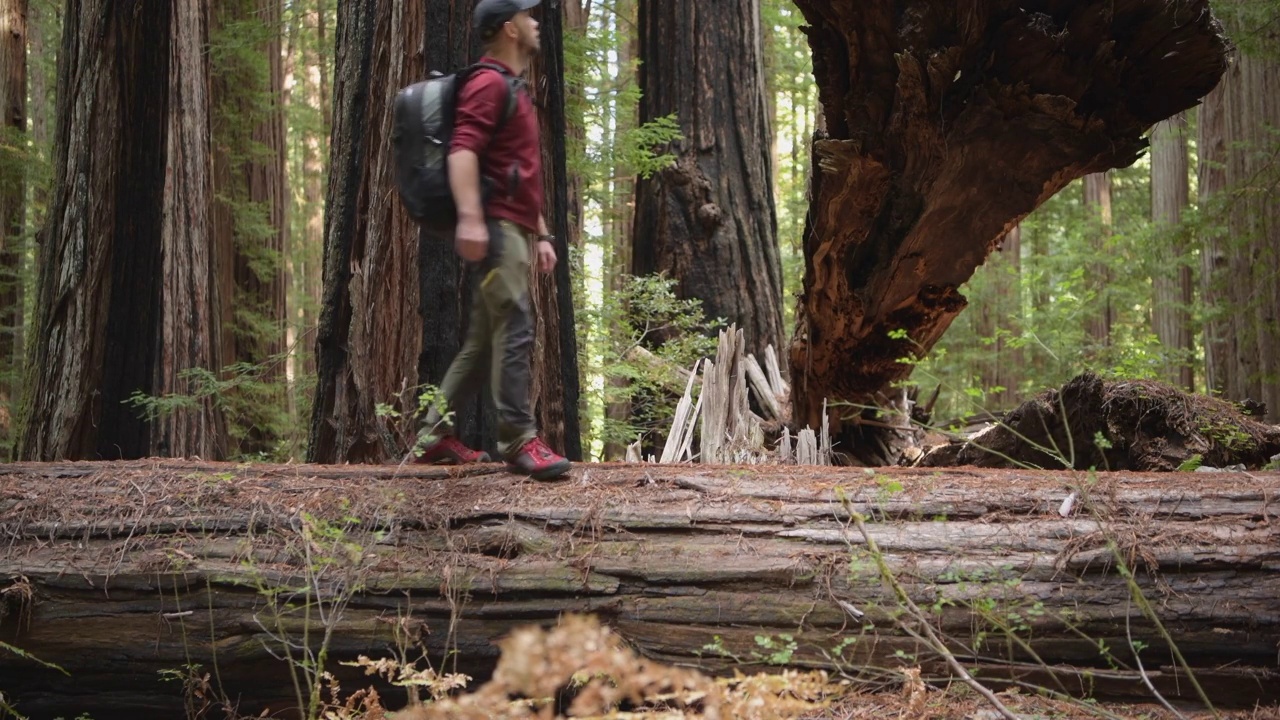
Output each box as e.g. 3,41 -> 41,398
536,239 -> 557,274
455,216 -> 489,262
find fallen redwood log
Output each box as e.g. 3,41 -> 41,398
2,461 -> 1278,719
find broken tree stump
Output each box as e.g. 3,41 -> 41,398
2,461 -> 1278,719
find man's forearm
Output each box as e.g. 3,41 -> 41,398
448,150 -> 484,220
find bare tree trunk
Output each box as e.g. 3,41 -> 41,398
975,224 -> 1022,411
787,0 -> 1225,451
1199,83 -> 1230,397
0,0 -> 26,444
603,1 -> 637,461
414,0 -> 517,458
1082,172 -> 1113,353
633,0 -> 784,360
155,0 -> 227,460
527,1 -> 583,459
15,0 -> 172,460
311,0 -> 427,463
209,0 -> 289,456
1225,50 -> 1280,421
1150,113 -> 1193,391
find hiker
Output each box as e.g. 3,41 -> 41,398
412,0 -> 571,481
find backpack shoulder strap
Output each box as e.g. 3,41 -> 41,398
467,61 -> 521,133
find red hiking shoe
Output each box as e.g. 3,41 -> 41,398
507,437 -> 571,480
412,435 -> 491,465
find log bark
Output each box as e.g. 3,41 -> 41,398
788,0 -> 1228,448
2,461 -> 1278,719
14,0 -> 172,461
633,0 -> 785,360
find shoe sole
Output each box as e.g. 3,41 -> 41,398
508,460 -> 571,481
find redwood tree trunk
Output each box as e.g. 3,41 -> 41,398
1215,42 -> 1280,421
156,0 -> 227,459
1149,114 -> 1193,391
1082,172 -> 1113,352
633,0 -> 784,360
311,0 -> 427,463
527,1 -> 583,459
1199,83 -> 1230,397
210,0 -> 289,456
788,0 -> 1227,445
15,0 -> 172,461
0,0 -> 26,444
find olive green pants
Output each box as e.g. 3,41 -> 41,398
426,219 -> 536,459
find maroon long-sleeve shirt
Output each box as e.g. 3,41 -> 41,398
450,57 -> 543,234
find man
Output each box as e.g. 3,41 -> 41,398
413,0 -> 571,481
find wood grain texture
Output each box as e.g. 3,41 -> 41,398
2,461 -> 1277,717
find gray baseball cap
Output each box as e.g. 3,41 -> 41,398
474,0 -> 542,40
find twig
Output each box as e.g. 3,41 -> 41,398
847,511 -> 1020,720
1126,598 -> 1189,720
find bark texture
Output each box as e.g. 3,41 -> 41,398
1082,172 -> 1113,352
788,0 -> 1228,444
633,0 -> 785,360
1206,40 -> 1280,422
414,0 -> 498,458
157,0 -> 227,459
210,0 -> 290,456
527,1 -> 583,459
311,0 -> 427,462
0,0 -> 25,442
1199,81 -> 1230,397
2,462 -> 1278,719
15,1 -> 172,461
1149,114 -> 1193,391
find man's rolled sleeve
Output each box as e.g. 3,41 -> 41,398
451,71 -> 507,155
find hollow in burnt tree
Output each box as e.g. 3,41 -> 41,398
788,0 -> 1228,459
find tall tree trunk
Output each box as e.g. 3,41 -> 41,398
295,0 -> 329,383
1220,48 -> 1280,421
1198,33 -> 1280,421
0,0 -> 26,444
527,1 -> 583,459
1199,83 -> 1230,397
15,0 -> 172,461
633,0 -> 784,360
603,1 -> 638,462
311,0 -> 427,463
414,0 -> 497,458
210,0 -> 289,456
1149,113 -> 1193,391
788,0 -> 1226,451
975,224 -> 1022,411
155,0 -> 226,460
1082,172 -> 1113,352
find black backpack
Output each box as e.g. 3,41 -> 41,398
391,62 -> 520,230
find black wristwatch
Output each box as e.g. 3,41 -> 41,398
538,234 -> 555,244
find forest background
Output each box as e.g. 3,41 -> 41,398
0,0 -> 1275,465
